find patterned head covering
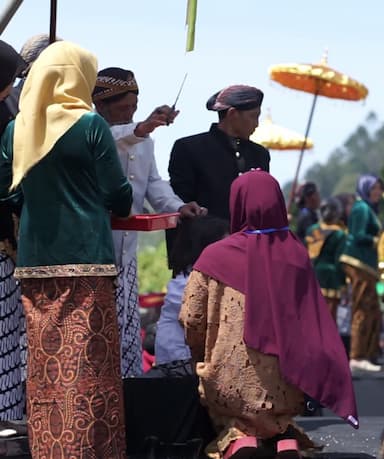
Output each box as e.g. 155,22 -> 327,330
12,41 -> 97,189
0,40 -> 26,92
206,84 -> 263,111
92,67 -> 139,102
19,34 -> 51,77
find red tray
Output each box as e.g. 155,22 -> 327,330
111,213 -> 180,231
139,292 -> 166,308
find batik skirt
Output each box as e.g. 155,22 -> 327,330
21,275 -> 127,459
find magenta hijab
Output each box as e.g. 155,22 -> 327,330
194,170 -> 358,428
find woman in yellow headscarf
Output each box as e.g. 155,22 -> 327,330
0,41 -> 132,459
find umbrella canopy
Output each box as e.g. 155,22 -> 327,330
269,56 -> 368,101
251,113 -> 314,150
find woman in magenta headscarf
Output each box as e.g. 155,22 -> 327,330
180,170 -> 358,459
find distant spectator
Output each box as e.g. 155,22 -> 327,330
306,197 -> 346,320
334,192 -> 356,228
295,182 -> 321,243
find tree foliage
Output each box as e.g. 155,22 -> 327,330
299,112 -> 384,198
137,236 -> 171,293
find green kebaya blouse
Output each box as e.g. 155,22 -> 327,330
0,112 -> 132,276
306,222 -> 346,297
340,199 -> 381,276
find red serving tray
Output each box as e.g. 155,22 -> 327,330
111,213 -> 180,231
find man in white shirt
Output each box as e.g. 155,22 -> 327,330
93,67 -> 205,377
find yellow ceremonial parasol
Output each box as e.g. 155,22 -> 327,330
251,112 -> 314,151
269,52 -> 368,209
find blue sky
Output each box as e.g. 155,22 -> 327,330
2,1 -> 384,188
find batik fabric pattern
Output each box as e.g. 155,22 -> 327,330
0,251 -> 24,420
116,259 -> 143,378
21,275 -> 127,459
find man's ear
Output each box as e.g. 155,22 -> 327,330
226,106 -> 237,119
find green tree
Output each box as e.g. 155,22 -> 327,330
294,112 -> 384,199
137,238 -> 171,293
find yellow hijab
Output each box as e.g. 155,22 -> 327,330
12,41 -> 97,189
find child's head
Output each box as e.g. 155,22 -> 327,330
169,215 -> 229,276
320,197 -> 342,225
333,192 -> 355,226
296,182 -> 321,210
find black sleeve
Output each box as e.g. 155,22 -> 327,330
168,138 -> 197,203
265,147 -> 271,172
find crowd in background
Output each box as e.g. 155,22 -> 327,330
296,178 -> 384,372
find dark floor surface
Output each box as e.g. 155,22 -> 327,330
0,416 -> 382,458
1,369 -> 383,458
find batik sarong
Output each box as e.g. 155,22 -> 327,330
21,275 -> 127,459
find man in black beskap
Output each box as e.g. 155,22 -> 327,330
168,84 -> 270,221
166,84 -> 270,255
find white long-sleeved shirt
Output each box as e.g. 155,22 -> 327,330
110,122 -> 184,266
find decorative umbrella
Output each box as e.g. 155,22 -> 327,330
269,52 -> 368,209
0,0 -> 24,34
250,112 -> 314,151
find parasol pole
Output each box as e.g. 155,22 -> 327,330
0,0 -> 24,35
287,91 -> 319,212
49,0 -> 57,44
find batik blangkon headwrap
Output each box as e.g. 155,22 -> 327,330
206,84 -> 263,111
92,67 -> 138,102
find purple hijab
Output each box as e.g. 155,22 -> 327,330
356,173 -> 383,214
194,170 -> 358,428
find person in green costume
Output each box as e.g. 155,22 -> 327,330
340,173 -> 383,372
306,197 -> 346,320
